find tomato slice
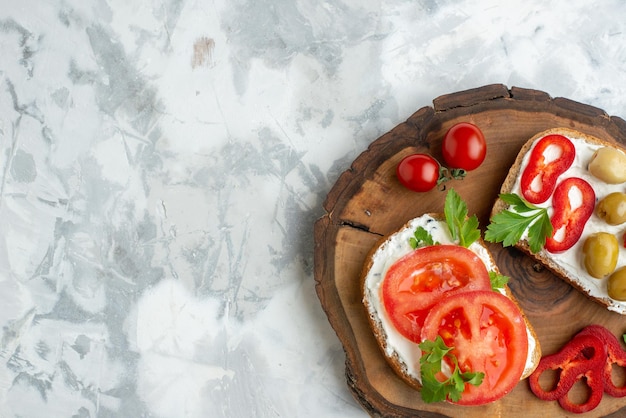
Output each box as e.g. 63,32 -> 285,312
381,245 -> 491,343
421,290 -> 529,405
545,177 -> 595,253
520,134 -> 575,204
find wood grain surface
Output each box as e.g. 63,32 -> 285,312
313,84 -> 626,417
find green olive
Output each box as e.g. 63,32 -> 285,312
588,147 -> 626,184
597,192 -> 626,225
608,267 -> 626,301
582,232 -> 619,278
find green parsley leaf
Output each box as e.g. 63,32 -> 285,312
485,193 -> 553,253
461,370 -> 485,386
623,333 -> 626,345
444,189 -> 480,248
419,336 -> 452,363
489,271 -> 510,291
499,193 -> 536,212
410,226 -> 439,249
418,336 -> 484,403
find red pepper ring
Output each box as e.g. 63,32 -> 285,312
528,334 -> 607,402
557,363 -> 605,414
544,177 -> 596,253
578,324 -> 626,398
520,134 -> 576,204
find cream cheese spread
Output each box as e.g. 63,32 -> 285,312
510,134 -> 626,314
363,215 -> 537,383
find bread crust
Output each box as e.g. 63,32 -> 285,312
491,128 -> 626,315
360,214 -> 541,395
360,217 -> 427,391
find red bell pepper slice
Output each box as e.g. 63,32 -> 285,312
528,333 -> 606,404
544,177 -> 595,253
529,325 -> 626,414
520,134 -> 576,204
557,362 -> 605,414
578,324 -> 626,398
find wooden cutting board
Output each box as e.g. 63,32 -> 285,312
313,84 -> 626,417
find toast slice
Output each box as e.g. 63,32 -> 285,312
361,213 -> 541,396
490,127 -> 626,315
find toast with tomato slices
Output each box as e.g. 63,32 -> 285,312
488,128 -> 626,315
361,209 -> 541,405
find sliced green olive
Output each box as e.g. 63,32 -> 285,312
597,192 -> 626,225
588,147 -> 626,184
582,232 -> 618,278
608,267 -> 626,301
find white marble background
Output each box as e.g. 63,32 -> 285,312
1,0 -> 626,417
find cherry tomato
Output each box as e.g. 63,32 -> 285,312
520,134 -> 575,204
396,153 -> 440,192
381,245 -> 491,343
545,177 -> 595,253
442,122 -> 487,171
421,290 -> 529,405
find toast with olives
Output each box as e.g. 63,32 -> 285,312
488,128 -> 626,315
362,211 -> 541,404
